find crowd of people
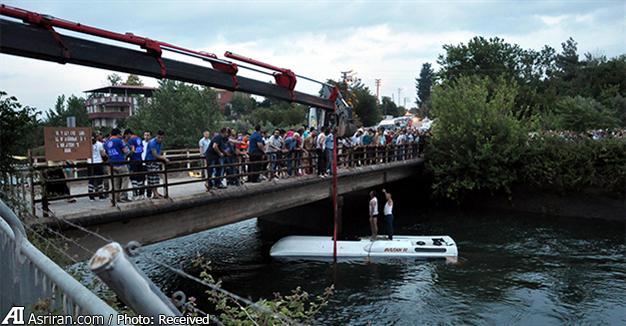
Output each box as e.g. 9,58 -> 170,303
198,125 -> 427,190
88,128 -> 168,202
529,128 -> 626,140
80,124 -> 426,204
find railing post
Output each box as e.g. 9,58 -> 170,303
186,150 -> 190,170
40,169 -> 49,218
163,161 -> 169,199
109,163 -> 116,207
28,150 -> 36,217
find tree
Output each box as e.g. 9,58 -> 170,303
416,62 -> 434,108
0,92 -> 40,173
427,76 -> 527,201
244,102 -> 307,128
352,85 -> 380,126
437,36 -> 557,118
106,73 -> 122,86
126,80 -> 222,148
124,74 -> 144,86
44,95 -> 89,127
541,96 -> 619,132
380,96 -> 405,117
555,37 -> 580,82
228,92 -> 257,118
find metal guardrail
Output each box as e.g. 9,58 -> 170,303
21,143 -> 422,217
0,200 -> 127,324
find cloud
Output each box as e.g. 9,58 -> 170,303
0,0 -> 623,112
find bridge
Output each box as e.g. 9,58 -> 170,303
17,145 -> 424,260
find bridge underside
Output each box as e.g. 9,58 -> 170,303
36,159 -> 423,260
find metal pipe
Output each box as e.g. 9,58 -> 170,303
89,242 -> 185,325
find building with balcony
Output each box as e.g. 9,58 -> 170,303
84,85 -> 156,128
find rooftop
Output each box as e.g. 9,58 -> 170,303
84,85 -> 156,96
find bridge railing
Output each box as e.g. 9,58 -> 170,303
25,143 -> 421,217
0,201 -> 127,324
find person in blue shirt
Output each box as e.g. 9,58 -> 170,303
145,130 -> 169,199
105,128 -> 130,203
247,125 -> 265,183
284,133 -> 297,176
125,129 -> 145,200
205,128 -> 229,189
325,128 -> 335,175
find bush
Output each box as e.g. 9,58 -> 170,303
541,96 -> 619,132
426,76 -> 527,201
522,136 -> 626,195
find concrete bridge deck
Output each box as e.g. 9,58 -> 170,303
29,158 -> 424,259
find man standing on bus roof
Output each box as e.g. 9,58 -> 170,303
369,190 -> 379,241
382,188 -> 394,240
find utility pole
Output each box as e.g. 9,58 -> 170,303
340,70 -> 353,84
374,79 -> 381,103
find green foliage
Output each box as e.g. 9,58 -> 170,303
380,96 -> 402,117
540,96 -> 619,132
228,93 -> 257,119
438,36 -> 558,119
243,102 -> 307,129
126,80 -> 222,148
44,95 -> 89,127
522,136 -> 626,195
124,74 -> 144,86
326,79 -> 381,126
416,62 -> 435,108
186,255 -> 333,325
352,84 -> 380,126
0,92 -> 40,172
426,76 -> 527,201
106,73 -> 123,86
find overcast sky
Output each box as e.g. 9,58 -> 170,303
1,0 -> 624,112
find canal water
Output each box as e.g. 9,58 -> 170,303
138,205 -> 626,325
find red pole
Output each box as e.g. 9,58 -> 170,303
332,130 -> 338,259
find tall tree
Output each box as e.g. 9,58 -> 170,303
126,80 -> 222,148
44,95 -> 89,127
555,37 -> 580,82
0,92 -> 40,172
437,36 -> 558,118
416,62 -> 434,107
352,84 -> 381,126
380,96 -> 404,117
229,93 -> 257,118
124,74 -> 144,86
106,73 -> 122,86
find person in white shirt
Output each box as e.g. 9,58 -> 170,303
198,130 -> 211,186
315,129 -> 327,176
198,130 -> 211,157
88,133 -> 107,201
141,131 -> 152,197
266,129 -> 284,178
141,131 -> 151,160
369,190 -> 379,240
382,188 -> 394,240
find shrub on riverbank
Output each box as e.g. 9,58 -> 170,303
426,76 -> 626,202
522,136 -> 626,195
426,76 -> 527,201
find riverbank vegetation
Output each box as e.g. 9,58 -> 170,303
422,37 -> 626,201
